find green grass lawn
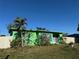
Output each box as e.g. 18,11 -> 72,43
0,44 -> 79,59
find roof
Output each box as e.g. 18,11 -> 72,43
9,29 -> 63,34
68,34 -> 79,38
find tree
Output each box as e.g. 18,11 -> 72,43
8,17 -> 27,47
14,17 -> 27,30
36,27 -> 47,31
8,17 -> 27,34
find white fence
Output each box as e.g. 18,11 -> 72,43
0,36 -> 76,49
0,36 -> 12,49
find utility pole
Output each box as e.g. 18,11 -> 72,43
77,24 -> 79,31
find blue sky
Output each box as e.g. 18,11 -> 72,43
0,0 -> 79,35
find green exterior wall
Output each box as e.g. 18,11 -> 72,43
11,30 -> 63,46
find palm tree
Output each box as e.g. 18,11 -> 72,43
14,17 -> 27,30
14,17 -> 28,47
8,17 -> 27,47
8,17 -> 27,33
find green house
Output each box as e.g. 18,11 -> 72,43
9,29 -> 63,46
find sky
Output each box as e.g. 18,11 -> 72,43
0,0 -> 79,35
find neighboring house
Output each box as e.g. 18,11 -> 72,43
63,37 -> 75,44
67,34 -> 79,43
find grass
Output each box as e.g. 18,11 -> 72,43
0,44 -> 79,59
